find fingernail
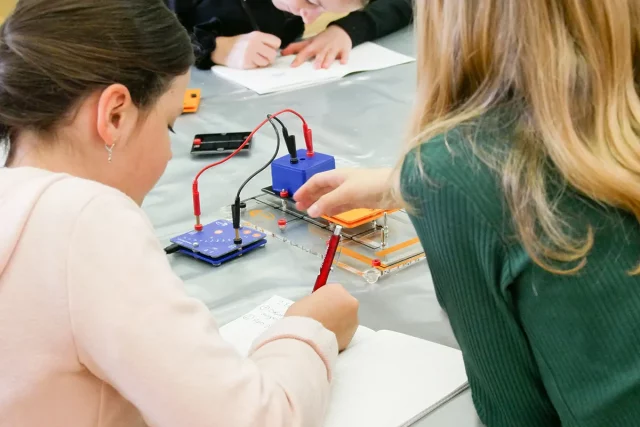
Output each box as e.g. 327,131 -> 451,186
308,204 -> 319,217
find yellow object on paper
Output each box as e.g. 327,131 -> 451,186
219,296 -> 469,427
211,42 -> 415,95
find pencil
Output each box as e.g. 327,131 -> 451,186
313,226 -> 342,292
241,0 -> 260,32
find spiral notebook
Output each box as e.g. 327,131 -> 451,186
219,296 -> 469,427
211,42 -> 415,95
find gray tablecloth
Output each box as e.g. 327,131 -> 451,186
144,28 -> 482,427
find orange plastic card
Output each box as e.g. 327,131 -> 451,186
183,89 -> 201,113
322,209 -> 398,229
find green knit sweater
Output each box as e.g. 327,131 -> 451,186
400,126 -> 640,427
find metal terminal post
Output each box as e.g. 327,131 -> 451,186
381,212 -> 389,248
281,199 -> 287,212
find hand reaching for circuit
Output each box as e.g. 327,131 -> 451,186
293,168 -> 398,218
212,32 -> 281,69
281,26 -> 353,69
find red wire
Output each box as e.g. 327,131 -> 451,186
191,108 -> 313,230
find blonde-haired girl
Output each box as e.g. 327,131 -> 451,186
295,1 -> 640,425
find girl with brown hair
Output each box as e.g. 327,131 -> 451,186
0,1 -> 359,426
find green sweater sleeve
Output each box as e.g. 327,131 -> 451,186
400,142 -> 561,426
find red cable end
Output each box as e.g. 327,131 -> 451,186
192,188 -> 201,217
192,182 -> 203,231
193,198 -> 201,217
303,124 -> 314,157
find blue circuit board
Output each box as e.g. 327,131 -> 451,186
170,219 -> 267,266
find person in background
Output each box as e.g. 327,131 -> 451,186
0,1 -> 359,426
294,0 -> 640,426
165,0 -> 412,70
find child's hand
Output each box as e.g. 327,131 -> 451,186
285,284 -> 359,351
281,26 -> 353,69
212,32 -> 281,69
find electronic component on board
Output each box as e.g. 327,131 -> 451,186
270,149 -> 335,196
191,132 -> 252,155
240,191 -> 426,284
166,219 -> 266,266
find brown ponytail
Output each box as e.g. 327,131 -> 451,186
0,0 -> 194,162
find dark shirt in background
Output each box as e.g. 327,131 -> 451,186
165,0 -> 413,69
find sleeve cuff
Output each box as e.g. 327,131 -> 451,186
330,12 -> 376,47
191,20 -> 220,70
250,316 -> 339,381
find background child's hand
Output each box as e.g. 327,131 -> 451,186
282,26 -> 353,69
212,32 -> 281,69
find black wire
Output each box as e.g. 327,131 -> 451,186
271,115 -> 298,162
235,114 -> 281,201
271,116 -> 288,137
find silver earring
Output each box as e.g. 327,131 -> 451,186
105,143 -> 115,163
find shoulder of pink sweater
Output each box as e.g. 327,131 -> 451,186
28,170 -> 140,222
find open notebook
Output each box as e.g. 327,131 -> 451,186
219,296 -> 469,427
212,42 -> 415,95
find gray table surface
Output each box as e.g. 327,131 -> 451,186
144,28 -> 482,427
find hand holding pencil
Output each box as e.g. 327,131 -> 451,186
286,283 -> 359,351
212,32 -> 281,69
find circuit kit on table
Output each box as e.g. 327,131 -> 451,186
166,109 -> 425,284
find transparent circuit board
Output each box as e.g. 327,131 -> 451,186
226,190 -> 426,283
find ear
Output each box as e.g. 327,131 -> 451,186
95,84 -> 138,147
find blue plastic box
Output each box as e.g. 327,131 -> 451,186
271,149 -> 335,196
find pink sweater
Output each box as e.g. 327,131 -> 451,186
0,167 -> 338,427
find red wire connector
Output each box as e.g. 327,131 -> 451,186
192,182 -> 203,231
303,123 -> 313,157
190,109 -> 313,231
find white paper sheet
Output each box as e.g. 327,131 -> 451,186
218,296 -> 469,427
212,42 -> 415,95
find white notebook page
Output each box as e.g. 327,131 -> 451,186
324,330 -> 468,427
218,296 -> 469,427
212,42 -> 415,95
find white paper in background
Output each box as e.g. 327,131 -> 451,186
212,42 -> 415,95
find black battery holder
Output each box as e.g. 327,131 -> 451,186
190,132 -> 252,155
